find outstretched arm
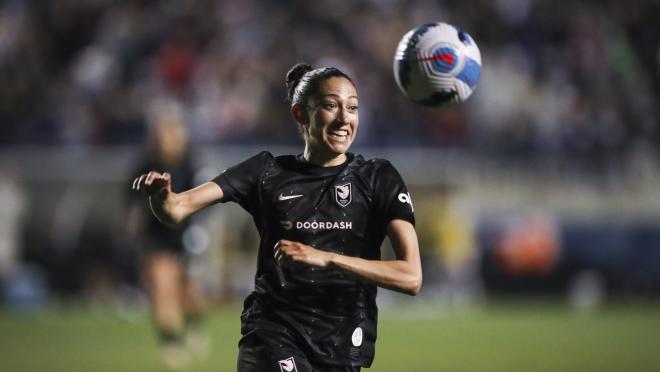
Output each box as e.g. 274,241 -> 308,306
275,219 -> 422,295
132,171 -> 223,225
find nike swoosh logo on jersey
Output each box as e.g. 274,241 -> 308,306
278,193 -> 303,201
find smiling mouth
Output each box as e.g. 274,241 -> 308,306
328,129 -> 349,141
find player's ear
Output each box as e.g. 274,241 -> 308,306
291,104 -> 309,126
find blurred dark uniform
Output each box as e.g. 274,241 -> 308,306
127,153 -> 196,257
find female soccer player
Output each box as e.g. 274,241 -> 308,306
132,63 -> 422,371
126,102 -> 208,370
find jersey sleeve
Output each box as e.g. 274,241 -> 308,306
211,151 -> 272,214
372,160 -> 415,226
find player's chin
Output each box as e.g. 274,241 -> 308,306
325,136 -> 353,153
326,142 -> 351,155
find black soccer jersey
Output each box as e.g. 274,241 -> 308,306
213,151 -> 414,367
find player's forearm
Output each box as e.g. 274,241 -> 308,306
329,254 -> 422,296
147,182 -> 223,225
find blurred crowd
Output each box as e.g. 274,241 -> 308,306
1,0 -> 660,308
1,0 -> 658,164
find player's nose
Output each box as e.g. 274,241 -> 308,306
335,107 -> 351,126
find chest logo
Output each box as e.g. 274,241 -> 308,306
335,183 -> 352,207
278,357 -> 297,372
278,193 -> 303,201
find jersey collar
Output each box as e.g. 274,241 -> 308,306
292,153 -> 355,176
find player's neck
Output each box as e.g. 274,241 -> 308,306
303,147 -> 347,167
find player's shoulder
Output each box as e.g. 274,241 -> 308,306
350,155 -> 407,191
353,155 -> 400,176
222,151 -> 275,176
273,153 -> 295,163
241,150 -> 276,167
253,150 -> 275,161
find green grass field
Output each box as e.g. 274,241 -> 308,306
1,299 -> 659,372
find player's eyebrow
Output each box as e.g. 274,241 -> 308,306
320,94 -> 358,100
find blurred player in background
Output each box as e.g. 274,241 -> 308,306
126,99 -> 208,370
133,63 -> 422,371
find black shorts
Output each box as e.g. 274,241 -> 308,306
140,234 -> 188,259
237,329 -> 361,372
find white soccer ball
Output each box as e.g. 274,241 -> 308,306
393,22 -> 482,107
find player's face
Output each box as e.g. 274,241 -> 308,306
304,77 -> 359,157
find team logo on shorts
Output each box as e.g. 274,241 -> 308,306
278,356 -> 298,372
335,183 -> 352,207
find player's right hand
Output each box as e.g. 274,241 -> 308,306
132,171 -> 172,197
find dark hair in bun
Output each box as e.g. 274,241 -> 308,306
286,63 -> 314,102
286,62 -> 354,106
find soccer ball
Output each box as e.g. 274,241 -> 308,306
393,22 -> 482,107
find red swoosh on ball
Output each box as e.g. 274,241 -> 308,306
415,54 -> 455,64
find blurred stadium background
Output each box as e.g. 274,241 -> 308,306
1,0 -> 660,371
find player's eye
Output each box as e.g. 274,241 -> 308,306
323,102 -> 338,110
347,105 -> 359,112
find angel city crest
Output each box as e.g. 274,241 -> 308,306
335,183 -> 352,207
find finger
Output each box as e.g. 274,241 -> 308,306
276,251 -> 287,266
135,174 -> 146,190
144,172 -> 157,186
144,172 -> 154,186
274,242 -> 282,265
132,176 -> 140,190
156,173 -> 172,193
278,253 -> 292,267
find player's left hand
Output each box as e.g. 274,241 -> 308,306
274,239 -> 334,268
